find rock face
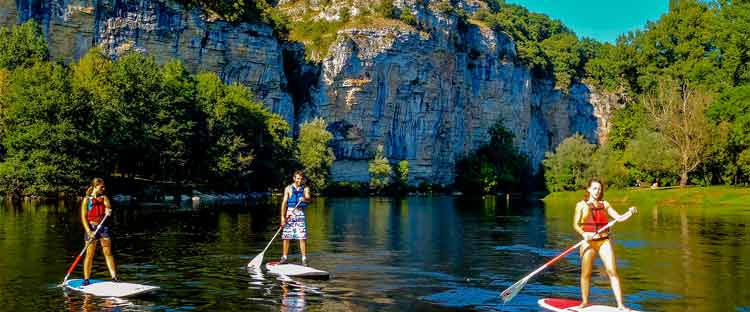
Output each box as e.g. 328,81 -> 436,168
1,0 -> 619,185
312,2 -> 603,184
4,0 -> 295,126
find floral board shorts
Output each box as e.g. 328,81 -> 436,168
282,208 -> 307,240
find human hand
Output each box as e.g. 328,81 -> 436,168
582,232 -> 595,241
617,207 -> 637,221
106,208 -> 112,216
628,206 -> 638,215
86,230 -> 94,240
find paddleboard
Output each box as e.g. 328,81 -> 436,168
539,298 -> 641,312
64,279 -> 159,297
265,261 -> 330,280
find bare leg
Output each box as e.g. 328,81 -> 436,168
101,239 -> 117,279
598,240 -> 628,309
300,240 -> 307,259
83,241 -> 97,280
282,239 -> 289,258
578,243 -> 597,308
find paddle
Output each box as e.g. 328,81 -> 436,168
61,214 -> 109,286
499,209 -> 634,303
247,201 -> 301,270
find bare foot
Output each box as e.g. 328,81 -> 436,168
617,306 -> 634,311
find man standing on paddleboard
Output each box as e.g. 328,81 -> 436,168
80,178 -> 119,285
279,170 -> 312,266
573,178 -> 636,310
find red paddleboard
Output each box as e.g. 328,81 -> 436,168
538,298 -> 641,312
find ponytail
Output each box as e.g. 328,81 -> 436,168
86,178 -> 105,197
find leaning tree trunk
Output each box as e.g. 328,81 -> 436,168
680,171 -> 689,187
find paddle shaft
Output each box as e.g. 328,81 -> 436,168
62,214 -> 109,283
258,200 -> 302,257
517,210 -> 632,283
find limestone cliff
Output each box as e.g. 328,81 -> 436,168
306,1 -> 610,184
0,0 -> 620,185
3,0 -> 295,126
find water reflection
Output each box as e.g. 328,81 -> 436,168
62,291 -> 138,312
2,195 -> 750,311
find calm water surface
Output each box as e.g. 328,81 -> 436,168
0,196 -> 748,311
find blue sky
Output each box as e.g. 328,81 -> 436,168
504,0 -> 670,43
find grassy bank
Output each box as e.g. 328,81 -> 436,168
544,185 -> 750,208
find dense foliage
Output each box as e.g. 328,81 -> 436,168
0,22 -> 295,197
368,145 -> 393,194
475,1 -> 600,90
455,122 -> 530,194
297,117 -> 335,193
567,0 -> 750,189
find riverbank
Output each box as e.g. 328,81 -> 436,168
543,185 -> 750,207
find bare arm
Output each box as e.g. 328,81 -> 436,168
573,202 -> 585,236
80,197 -> 91,234
104,195 -> 113,216
605,201 -> 636,221
280,187 -> 290,225
303,185 -> 311,203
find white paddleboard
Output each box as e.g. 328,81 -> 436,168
265,261 -> 330,280
539,298 -> 641,312
64,279 -> 159,297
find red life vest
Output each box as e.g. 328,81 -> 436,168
582,201 -> 609,234
86,195 -> 106,223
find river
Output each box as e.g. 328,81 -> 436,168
0,195 -> 748,311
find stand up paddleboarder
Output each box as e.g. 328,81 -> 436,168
279,170 -> 312,266
573,178 -> 637,310
80,178 -> 119,285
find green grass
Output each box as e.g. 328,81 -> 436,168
544,185 -> 750,208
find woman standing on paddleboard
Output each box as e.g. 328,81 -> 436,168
81,177 -> 119,285
573,178 -> 636,310
280,170 -> 312,266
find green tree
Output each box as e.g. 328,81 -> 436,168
0,20 -> 48,70
0,63 -> 89,197
297,117 -> 335,193
707,85 -> 750,184
543,134 -> 596,192
587,146 -> 630,189
541,33 -> 595,90
606,104 -> 648,151
369,144 -> 392,194
393,160 -> 409,194
622,129 -> 680,186
455,122 -> 529,194
195,72 -> 293,190
150,60 -> 198,181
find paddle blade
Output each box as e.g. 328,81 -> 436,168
500,277 -> 528,303
247,253 -> 264,270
